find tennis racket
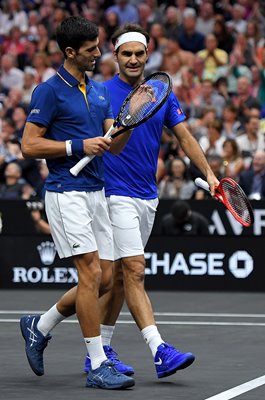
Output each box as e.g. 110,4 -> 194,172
195,177 -> 254,227
70,71 -> 172,176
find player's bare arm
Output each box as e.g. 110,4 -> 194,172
22,122 -> 112,159
172,122 -> 219,196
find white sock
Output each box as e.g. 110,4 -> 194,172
37,304 -> 65,337
100,324 -> 115,347
141,325 -> 164,357
84,335 -> 107,370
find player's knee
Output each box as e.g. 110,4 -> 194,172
100,272 -> 113,295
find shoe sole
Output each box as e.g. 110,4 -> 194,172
84,367 -> 134,376
86,379 -> 135,389
20,319 -> 44,376
157,354 -> 195,379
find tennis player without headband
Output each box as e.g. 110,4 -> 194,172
20,16 -> 135,390
20,23 -> 219,384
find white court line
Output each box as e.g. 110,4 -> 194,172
1,318 -> 265,327
204,375 -> 265,400
1,311 -> 265,318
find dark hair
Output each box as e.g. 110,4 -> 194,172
171,200 -> 190,223
56,16 -> 99,57
111,23 -> 150,53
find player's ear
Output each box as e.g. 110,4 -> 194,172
65,47 -> 76,59
113,50 -> 118,62
146,48 -> 149,62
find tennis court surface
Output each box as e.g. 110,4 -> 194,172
1,290 -> 265,400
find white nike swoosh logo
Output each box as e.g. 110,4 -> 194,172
154,358 -> 163,365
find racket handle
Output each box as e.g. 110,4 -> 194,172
195,177 -> 210,192
69,126 -> 115,176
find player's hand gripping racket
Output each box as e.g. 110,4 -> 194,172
70,71 -> 172,176
195,177 -> 254,227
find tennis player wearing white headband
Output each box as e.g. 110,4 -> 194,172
114,31 -> 147,50
29,23 -> 218,384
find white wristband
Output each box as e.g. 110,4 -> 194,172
65,140 -> 72,156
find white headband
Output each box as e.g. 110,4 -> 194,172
114,32 -> 147,51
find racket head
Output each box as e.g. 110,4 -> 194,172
216,177 -> 254,227
111,72 -> 172,138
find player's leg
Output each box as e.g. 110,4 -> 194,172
110,196 -> 195,378
20,190 -> 134,389
84,198 -> 134,375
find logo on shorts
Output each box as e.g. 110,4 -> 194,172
73,243 -> 80,249
37,241 -> 57,265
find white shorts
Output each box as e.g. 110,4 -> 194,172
107,195 -> 159,260
45,190 -> 114,260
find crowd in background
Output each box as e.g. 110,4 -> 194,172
1,0 -> 265,202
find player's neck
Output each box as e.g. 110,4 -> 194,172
118,72 -> 144,87
63,61 -> 86,84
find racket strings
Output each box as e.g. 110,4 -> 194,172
121,74 -> 170,126
221,181 -> 253,225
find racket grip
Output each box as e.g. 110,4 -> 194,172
70,154 -> 95,176
69,127 -> 115,176
195,177 -> 210,192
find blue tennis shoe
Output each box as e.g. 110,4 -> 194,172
84,345 -> 134,376
154,342 -> 195,378
20,315 -> 52,376
86,359 -> 135,389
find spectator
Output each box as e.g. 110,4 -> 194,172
144,37 -> 163,75
215,49 -> 252,96
149,22 -> 168,51
2,87 -> 25,119
190,79 -> 226,119
253,49 -> 265,107
238,150 -> 265,200
172,0 -> 189,25
236,116 -> 265,169
32,51 -> 56,83
36,23 -> 50,53
213,17 -> 235,54
21,67 -> 37,106
93,53 -> 118,83
106,0 -> 140,25
188,106 -> 217,141
164,54 -> 182,87
0,54 -> 24,91
214,76 -> 230,101
221,103 -> 243,139
2,26 -> 26,57
47,39 -> 64,68
196,1 -> 215,36
19,35 -> 38,70
0,162 -> 27,199
199,119 -> 226,157
0,0 -> 28,36
232,76 -> 261,125
161,37 -> 195,70
226,4 -> 247,35
177,8 -> 205,54
232,32 -> 254,68
102,10 -> 119,42
160,199 -> 210,235
164,6 -> 181,39
197,33 -> 228,81
12,106 -> 27,141
222,138 -> 244,181
158,156 -> 197,199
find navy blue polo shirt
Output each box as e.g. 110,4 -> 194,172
27,65 -> 113,192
